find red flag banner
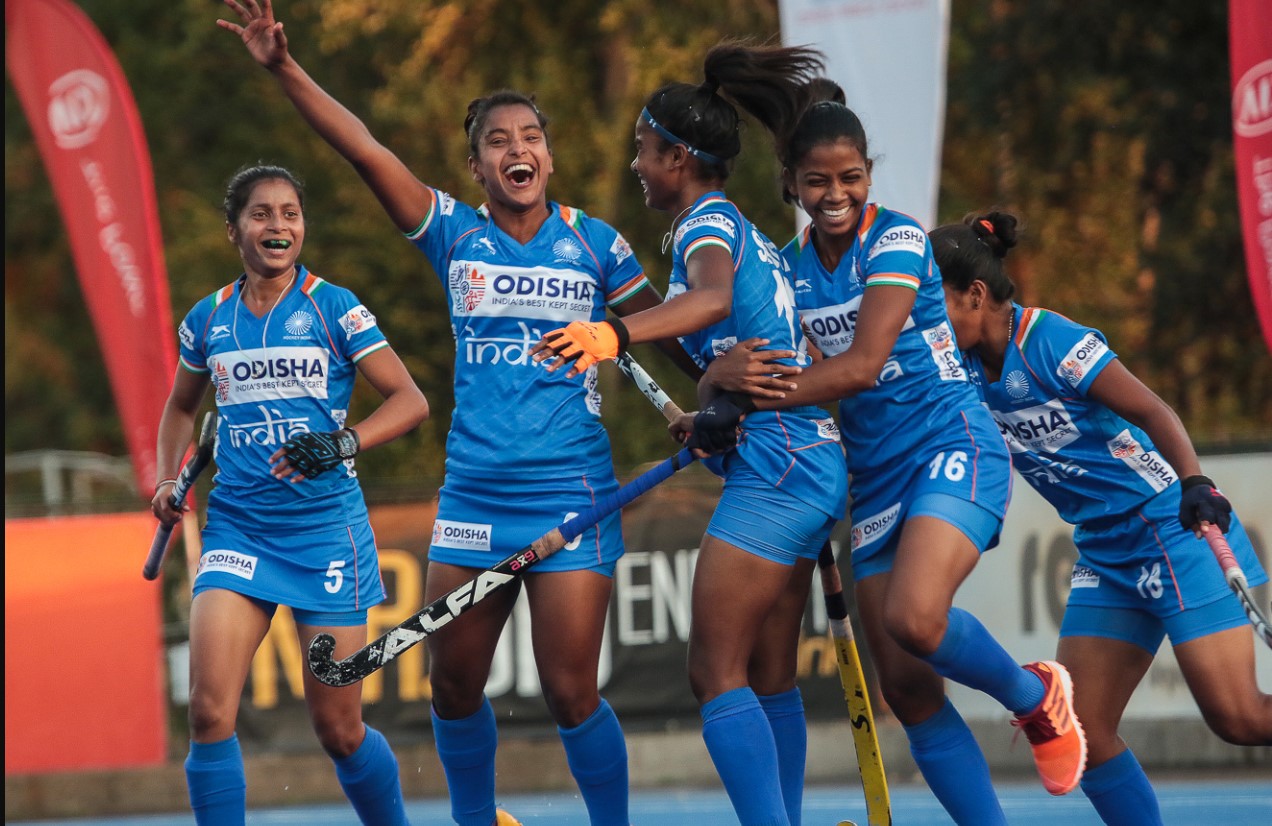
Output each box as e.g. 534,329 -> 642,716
6,0 -> 175,495
1229,0 -> 1272,354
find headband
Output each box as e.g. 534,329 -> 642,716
641,107 -> 725,166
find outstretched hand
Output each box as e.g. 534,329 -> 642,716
531,318 -> 629,378
218,0 -> 289,69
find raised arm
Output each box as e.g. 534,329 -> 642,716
219,0 -> 433,232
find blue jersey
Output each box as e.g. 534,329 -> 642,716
177,267 -> 387,533
668,192 -> 847,518
964,305 -> 1179,525
788,204 -> 987,474
406,190 -> 649,482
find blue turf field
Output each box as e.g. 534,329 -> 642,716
11,779 -> 1270,824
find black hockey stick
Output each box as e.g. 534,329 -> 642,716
143,411 -> 217,580
308,445 -> 699,686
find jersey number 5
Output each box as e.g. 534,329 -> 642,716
325,560 -> 346,593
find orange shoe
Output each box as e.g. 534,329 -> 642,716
494,810 -> 523,826
1012,660 -> 1087,795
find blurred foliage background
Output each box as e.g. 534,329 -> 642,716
6,0 -> 1271,514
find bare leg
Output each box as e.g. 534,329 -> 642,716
187,589 -> 271,742
424,560 -> 520,719
1174,624 -> 1272,745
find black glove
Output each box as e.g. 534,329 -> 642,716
686,393 -> 757,454
282,429 -> 360,479
1178,475 -> 1232,533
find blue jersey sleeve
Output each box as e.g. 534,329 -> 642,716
402,187 -> 474,288
1024,311 -> 1117,397
311,280 -> 391,364
597,226 -> 649,307
862,215 -> 928,291
676,205 -> 742,269
176,286 -> 235,374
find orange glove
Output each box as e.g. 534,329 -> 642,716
538,318 -> 629,375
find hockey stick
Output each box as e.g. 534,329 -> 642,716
819,542 -> 891,826
1203,525 -> 1272,649
308,445 -> 699,686
616,352 -> 685,421
143,411 -> 217,580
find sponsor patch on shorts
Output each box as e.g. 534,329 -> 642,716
851,503 -> 901,552
197,549 -> 258,581
1070,564 -> 1100,589
432,519 -> 493,551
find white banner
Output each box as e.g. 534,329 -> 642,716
779,0 -> 950,229
950,453 -> 1272,721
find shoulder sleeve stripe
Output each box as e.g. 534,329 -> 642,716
1016,307 -> 1046,348
300,271 -> 325,295
864,272 -> 921,290
857,204 -> 880,241
178,354 -> 208,373
403,188 -> 440,241
212,282 -> 236,307
684,236 -> 732,258
606,273 -> 651,306
351,340 -> 390,362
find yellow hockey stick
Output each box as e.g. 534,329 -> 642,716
818,542 -> 891,826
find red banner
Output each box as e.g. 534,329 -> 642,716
6,0 -> 175,495
1229,0 -> 1272,354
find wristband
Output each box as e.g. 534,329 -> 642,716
607,316 -> 631,355
1181,475 -> 1215,491
726,391 -> 758,415
154,478 -> 178,493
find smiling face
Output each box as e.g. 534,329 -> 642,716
227,177 -> 304,279
785,138 -> 872,241
630,119 -> 679,212
468,103 -> 553,213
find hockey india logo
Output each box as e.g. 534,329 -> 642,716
1005,370 -> 1030,399
285,311 -> 314,336
553,237 -> 583,263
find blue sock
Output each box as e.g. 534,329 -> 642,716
185,735 -> 246,826
923,607 -> 1045,715
433,698 -> 498,826
701,687 -> 788,826
903,699 -> 1006,826
1080,748 -> 1162,825
333,725 -> 409,826
558,699 -> 629,826
757,688 -> 806,826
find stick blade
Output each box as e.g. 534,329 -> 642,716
306,632 -> 357,687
